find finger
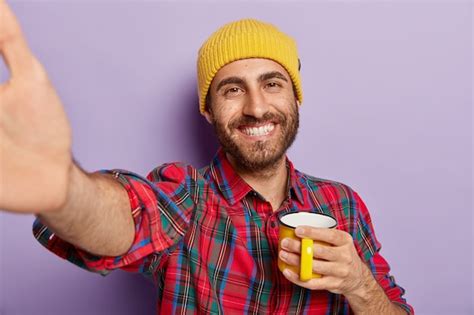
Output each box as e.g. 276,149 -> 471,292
0,0 -> 36,78
295,226 -> 352,246
280,237 -> 301,254
281,237 -> 344,262
313,243 -> 342,262
282,268 -> 336,291
312,259 -> 348,278
280,249 -> 345,278
279,249 -> 300,267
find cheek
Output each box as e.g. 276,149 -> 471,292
212,114 -> 234,136
268,94 -> 296,111
213,108 -> 240,128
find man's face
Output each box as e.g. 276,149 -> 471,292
204,58 -> 299,172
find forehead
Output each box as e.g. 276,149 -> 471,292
211,58 -> 290,84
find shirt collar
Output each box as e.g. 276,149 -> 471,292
209,147 -> 306,206
286,157 -> 306,205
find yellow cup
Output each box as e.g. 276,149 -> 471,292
278,212 -> 337,281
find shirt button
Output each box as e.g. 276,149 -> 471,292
270,221 -> 276,228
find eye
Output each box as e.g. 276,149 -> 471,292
266,81 -> 282,89
224,87 -> 243,96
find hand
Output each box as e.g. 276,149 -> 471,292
279,226 -> 373,296
0,0 -> 72,213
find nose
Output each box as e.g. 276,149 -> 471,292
242,88 -> 270,119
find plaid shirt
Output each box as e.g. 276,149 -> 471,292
33,148 -> 413,314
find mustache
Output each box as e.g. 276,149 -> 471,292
229,112 -> 286,129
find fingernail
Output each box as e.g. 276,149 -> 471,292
281,239 -> 289,248
283,269 -> 291,277
280,251 -> 288,260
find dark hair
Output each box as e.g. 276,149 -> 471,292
205,92 -> 213,113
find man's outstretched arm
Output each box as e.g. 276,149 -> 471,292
0,0 -> 134,256
37,163 -> 135,257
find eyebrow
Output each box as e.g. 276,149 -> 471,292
216,77 -> 245,93
215,71 -> 289,93
258,71 -> 289,83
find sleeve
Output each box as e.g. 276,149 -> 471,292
32,163 -> 197,276
351,191 -> 415,315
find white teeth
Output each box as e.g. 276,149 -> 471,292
242,124 -> 275,137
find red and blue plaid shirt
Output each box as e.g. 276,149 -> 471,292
33,148 -> 413,314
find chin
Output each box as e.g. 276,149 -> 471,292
229,141 -> 286,171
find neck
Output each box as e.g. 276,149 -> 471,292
226,153 -> 289,211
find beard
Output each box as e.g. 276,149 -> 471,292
211,103 -> 299,172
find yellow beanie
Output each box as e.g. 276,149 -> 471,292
197,18 -> 303,114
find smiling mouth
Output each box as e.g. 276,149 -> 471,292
239,123 -> 275,137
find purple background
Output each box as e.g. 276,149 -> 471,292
0,1 -> 472,314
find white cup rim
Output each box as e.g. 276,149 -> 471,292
278,212 -> 337,229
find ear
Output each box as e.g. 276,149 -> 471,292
202,110 -> 213,124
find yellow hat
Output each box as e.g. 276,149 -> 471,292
197,18 -> 303,114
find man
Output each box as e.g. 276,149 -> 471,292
0,1 -> 413,314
